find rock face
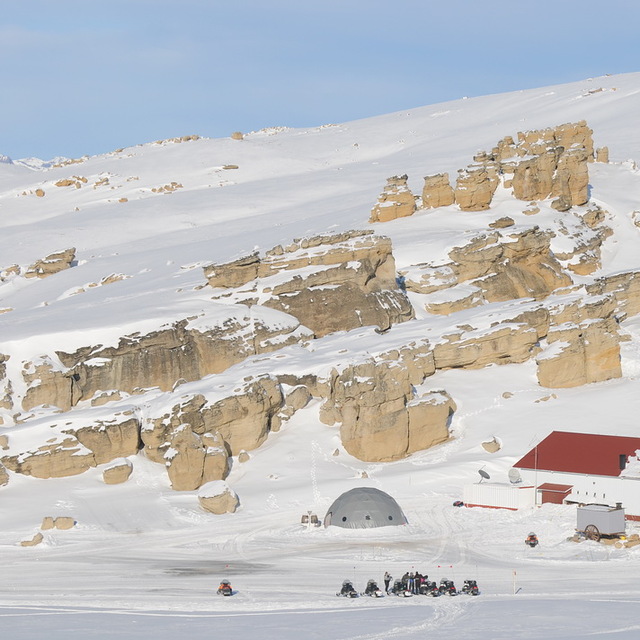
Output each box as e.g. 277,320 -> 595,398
454,166 -> 498,211
51,315 -> 308,410
2,435 -> 95,479
143,375 -> 283,464
204,230 -> 414,337
320,354 -> 454,462
25,248 -> 76,279
2,412 -> 140,480
198,481 -> 239,514
536,318 -> 622,388
402,228 -> 572,315
0,462 -> 8,486
73,414 -> 141,465
165,425 -> 207,491
369,175 -> 416,222
422,173 -> 455,209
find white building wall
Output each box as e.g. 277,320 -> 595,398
517,468 -> 640,517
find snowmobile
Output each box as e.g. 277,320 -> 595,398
461,579 -> 479,596
421,580 -> 440,596
217,580 -> 233,596
390,579 -> 413,597
363,579 -> 384,597
439,578 -> 457,596
525,532 -> 539,548
337,580 -> 359,598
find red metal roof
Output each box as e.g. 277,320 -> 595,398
537,483 -> 573,493
515,431 -> 640,477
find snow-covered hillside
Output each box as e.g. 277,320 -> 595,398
2,73 -> 640,640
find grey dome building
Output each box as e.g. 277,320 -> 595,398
323,487 -> 408,529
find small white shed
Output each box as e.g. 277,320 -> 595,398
463,482 -> 536,511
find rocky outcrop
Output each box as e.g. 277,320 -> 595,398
433,323 -> 541,370
422,173 -> 455,209
11,232 -> 410,415
402,228 -> 572,314
551,148 -> 590,208
320,354 -> 454,462
71,413 -> 141,465
25,248 -> 76,279
165,425 -> 207,491
20,533 -> 44,547
454,166 -> 498,211
143,375 -> 282,466
2,435 -> 95,479
53,516 -> 75,530
586,270 -> 640,319
372,121 -> 596,218
198,481 -> 239,514
2,411 -> 140,480
102,458 -> 133,484
204,230 -> 414,337
369,175 -> 416,222
22,356 -> 76,412
0,462 -> 8,486
42,314 -> 308,411
41,516 -> 75,530
536,318 -> 621,388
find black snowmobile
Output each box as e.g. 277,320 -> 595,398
337,580 -> 359,598
363,579 -> 384,598
217,580 -> 233,596
525,532 -> 539,548
461,579 -> 479,596
421,580 -> 440,596
390,579 -> 413,597
439,578 -> 457,596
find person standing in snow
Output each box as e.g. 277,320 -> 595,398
384,571 -> 392,592
413,571 -> 422,594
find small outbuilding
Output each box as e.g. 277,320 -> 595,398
323,487 -> 408,529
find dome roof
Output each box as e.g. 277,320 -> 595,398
323,487 -> 408,529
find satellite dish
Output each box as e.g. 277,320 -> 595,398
508,468 -> 523,484
478,469 -> 491,483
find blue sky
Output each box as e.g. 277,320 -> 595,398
2,0 -> 639,160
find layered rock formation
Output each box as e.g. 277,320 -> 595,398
18,313 -> 309,413
421,173 -> 455,209
25,248 -> 76,279
371,121 -> 601,219
369,175 -> 416,222
401,227 -> 572,315
142,375 -> 284,463
319,345 -> 454,462
536,317 -> 622,388
1,411 -> 140,479
204,230 -> 414,337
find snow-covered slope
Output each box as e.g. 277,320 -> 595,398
2,73 -> 640,640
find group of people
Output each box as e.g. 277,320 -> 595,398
383,570 -> 430,594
